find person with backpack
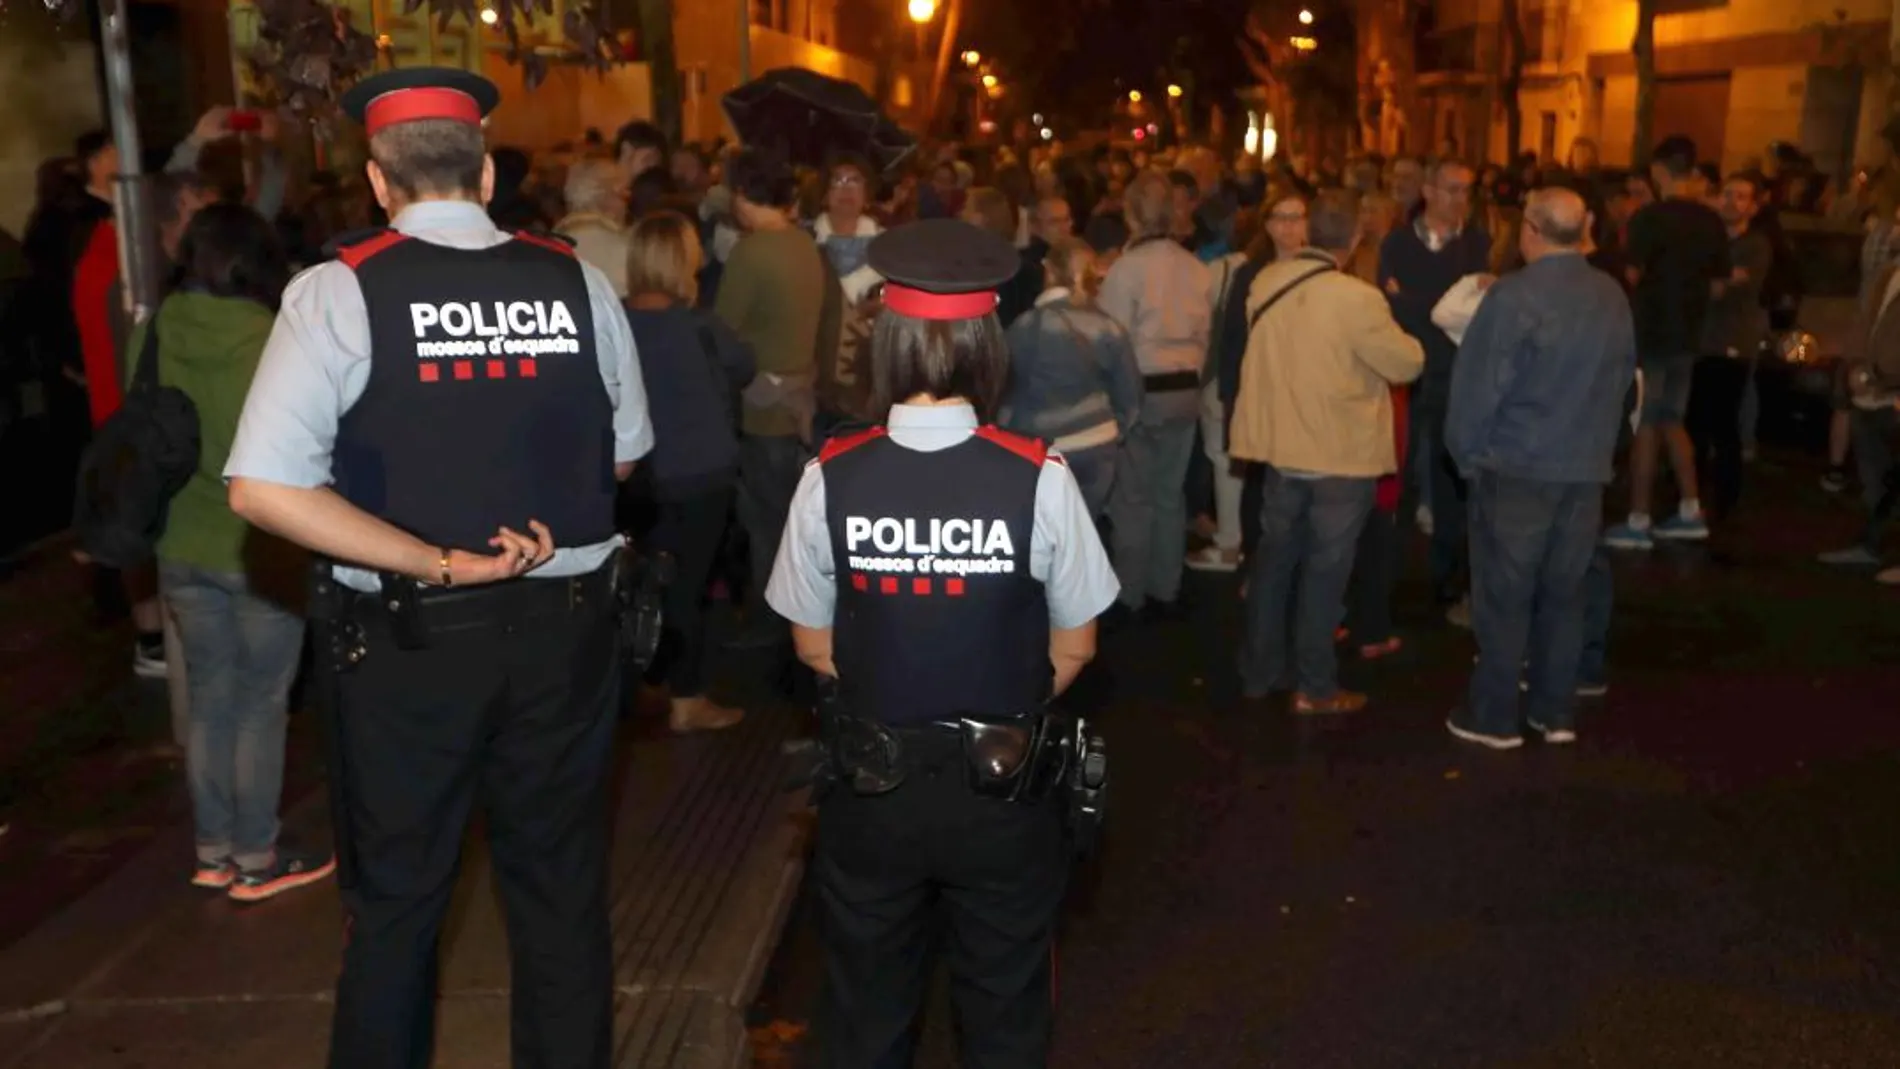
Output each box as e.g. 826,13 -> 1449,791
125,202 -> 329,899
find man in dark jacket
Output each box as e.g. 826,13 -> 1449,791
1378,158 -> 1491,613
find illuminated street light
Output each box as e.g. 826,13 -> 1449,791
981,73 -> 998,88
1298,8 -> 1314,25
1032,112 -> 1044,125
1166,84 -> 1183,99
986,82 -> 1004,99
479,6 -> 499,24
1128,89 -> 1142,103
962,50 -> 981,66
907,0 -> 936,24
1289,35 -> 1318,51
1041,127 -> 1054,141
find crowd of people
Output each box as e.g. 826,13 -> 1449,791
3,96 -> 1900,900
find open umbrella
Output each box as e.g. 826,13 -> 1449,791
722,67 -> 917,174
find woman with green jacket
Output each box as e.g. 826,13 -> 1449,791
128,203 -> 332,902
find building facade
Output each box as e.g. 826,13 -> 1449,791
1409,0 -> 1896,177
150,0 -> 882,151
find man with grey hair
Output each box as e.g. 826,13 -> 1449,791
1230,192 -> 1422,713
1444,186 -> 1634,750
1098,170 -> 1212,621
557,156 -> 631,297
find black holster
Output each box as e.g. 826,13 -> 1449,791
612,543 -> 671,673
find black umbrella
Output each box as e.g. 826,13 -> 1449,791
722,67 -> 918,174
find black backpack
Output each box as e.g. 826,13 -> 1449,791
73,300 -> 200,567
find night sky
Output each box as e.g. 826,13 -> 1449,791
954,0 -> 1258,127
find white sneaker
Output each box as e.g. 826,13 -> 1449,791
1185,546 -> 1241,573
132,640 -> 167,680
1527,719 -> 1577,745
1446,717 -> 1524,750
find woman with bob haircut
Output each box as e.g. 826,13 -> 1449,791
761,218 -> 1119,1069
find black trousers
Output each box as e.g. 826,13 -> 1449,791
326,576 -> 621,1069
646,488 -> 733,696
814,737 -> 1069,1069
1687,355 -> 1751,519
1346,505 -> 1400,645
736,434 -> 809,621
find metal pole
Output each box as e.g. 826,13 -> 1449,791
97,0 -> 161,323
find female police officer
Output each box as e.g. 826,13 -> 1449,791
765,218 -> 1117,1068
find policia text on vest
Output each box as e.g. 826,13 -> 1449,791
844,515 -> 1018,576
407,299 -> 583,359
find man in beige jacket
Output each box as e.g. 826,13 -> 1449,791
1231,192 -> 1424,713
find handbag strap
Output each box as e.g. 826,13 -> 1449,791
131,298 -> 166,393
1247,264 -> 1334,334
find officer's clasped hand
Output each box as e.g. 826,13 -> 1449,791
442,520 -> 555,586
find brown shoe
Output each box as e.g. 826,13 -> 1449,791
669,697 -> 745,734
1292,690 -> 1368,715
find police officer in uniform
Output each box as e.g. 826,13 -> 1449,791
223,68 -> 653,1069
766,218 -> 1118,1068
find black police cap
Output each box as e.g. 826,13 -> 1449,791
340,67 -> 501,135
868,219 -> 1020,321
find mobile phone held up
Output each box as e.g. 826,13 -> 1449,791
227,110 -> 262,133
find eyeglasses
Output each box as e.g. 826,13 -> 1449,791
831,174 -> 866,188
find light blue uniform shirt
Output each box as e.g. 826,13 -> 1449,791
223,200 -> 655,591
764,403 -> 1119,632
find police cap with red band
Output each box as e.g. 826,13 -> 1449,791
867,219 -> 1019,322
340,67 -> 501,138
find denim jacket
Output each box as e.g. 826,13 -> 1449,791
1446,253 -> 1636,485
1000,290 -> 1144,453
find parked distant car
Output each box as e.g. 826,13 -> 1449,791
1754,217 -> 1862,450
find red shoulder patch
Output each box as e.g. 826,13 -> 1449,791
819,425 -> 888,464
336,230 -> 410,270
973,425 -> 1050,467
514,230 -> 578,258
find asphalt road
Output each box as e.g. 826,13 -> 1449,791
749,456 -> 1900,1068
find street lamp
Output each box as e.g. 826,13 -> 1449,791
1298,8 -> 1314,24
479,6 -> 499,24
1128,89 -> 1142,103
1289,35 -> 1317,51
963,50 -> 981,66
1166,84 -> 1183,99
981,74 -> 998,88
907,0 -> 936,23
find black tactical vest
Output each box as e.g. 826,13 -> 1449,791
822,426 -> 1052,726
330,231 -> 617,554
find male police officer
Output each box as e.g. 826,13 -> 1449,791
765,220 -> 1118,1068
224,68 -> 653,1069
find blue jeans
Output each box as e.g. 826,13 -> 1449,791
1238,469 -> 1375,699
1064,442 -> 1120,521
1461,473 -> 1603,737
1416,403 -> 1469,601
160,561 -> 305,869
1580,546 -> 1613,687
1109,417 -> 1197,608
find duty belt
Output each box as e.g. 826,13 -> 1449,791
308,544 -> 666,671
785,684 -> 1109,857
